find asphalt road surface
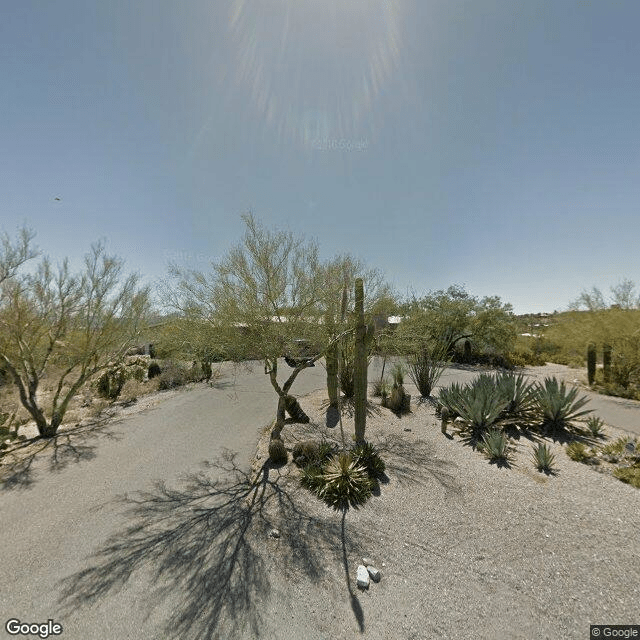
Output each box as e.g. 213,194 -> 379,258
1,358 -> 638,640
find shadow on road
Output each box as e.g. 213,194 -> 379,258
57,450 -> 368,639
0,415 -> 123,491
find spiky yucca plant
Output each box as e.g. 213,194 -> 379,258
534,377 -> 592,431
319,453 -> 372,510
531,442 -> 556,473
407,342 -> 448,398
300,463 -> 325,495
586,415 -> 606,437
479,428 -> 511,462
352,441 -> 386,479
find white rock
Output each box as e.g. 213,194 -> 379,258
362,557 -> 373,566
367,566 -> 381,582
356,565 -> 370,588
268,529 -> 280,539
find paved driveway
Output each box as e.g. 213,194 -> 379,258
0,358 -> 637,640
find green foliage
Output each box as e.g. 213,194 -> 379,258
478,429 -> 511,463
300,463 -> 325,493
268,438 -> 288,465
398,285 -> 517,362
566,442 -> 593,463
437,381 -> 466,419
493,371 -> 537,422
339,339 -> 355,398
317,453 -> 372,510
444,375 -> 508,434
601,436 -> 639,461
534,377 -> 592,430
352,441 -> 386,480
531,443 -> 556,473
382,370 -> 410,414
96,357 -> 147,400
292,439 -> 337,467
371,377 -> 389,397
407,342 -> 449,398
613,464 -> 640,489
586,415 -> 606,437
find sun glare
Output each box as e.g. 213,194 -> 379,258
225,0 -> 405,150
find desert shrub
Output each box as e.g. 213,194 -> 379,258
201,361 -> 213,381
268,438 -> 288,465
601,436 -> 639,462
507,349 -> 547,367
437,381 -> 466,419
371,377 -> 389,397
407,342 -> 448,398
148,362 -> 162,379
531,443 -> 556,473
478,429 -> 511,463
381,364 -> 410,413
566,442 -> 593,463
613,464 -> 640,489
292,439 -> 336,467
352,441 -> 386,480
533,377 -> 592,431
96,365 -> 127,400
157,361 -> 191,390
317,453 -> 372,510
586,415 -> 606,437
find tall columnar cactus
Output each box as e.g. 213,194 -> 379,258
354,278 -> 368,443
325,304 -> 339,407
587,343 -> 597,386
603,344 -> 612,384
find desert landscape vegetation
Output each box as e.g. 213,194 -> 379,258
1,219 -> 639,639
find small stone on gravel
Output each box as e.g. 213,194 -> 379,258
367,566 -> 381,582
356,565 -> 370,589
268,529 -> 280,539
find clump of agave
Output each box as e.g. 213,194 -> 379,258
534,377 -> 592,432
318,453 -> 372,510
478,428 -> 512,464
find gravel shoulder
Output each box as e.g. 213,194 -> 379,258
248,387 -> 640,640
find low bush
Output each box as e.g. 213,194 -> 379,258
148,362 -> 162,379
613,464 -> 640,489
566,442 -> 593,463
531,443 -> 556,473
268,438 -> 288,465
478,429 -> 512,463
157,361 -> 191,390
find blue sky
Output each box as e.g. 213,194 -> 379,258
2,0 -> 639,314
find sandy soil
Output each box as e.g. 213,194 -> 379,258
245,383 -> 640,640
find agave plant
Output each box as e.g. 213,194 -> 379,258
479,428 -> 511,462
437,381 -> 466,419
531,442 -> 556,473
493,371 -> 537,422
319,453 -> 372,510
534,377 -> 592,431
450,380 -> 508,435
585,415 -> 606,437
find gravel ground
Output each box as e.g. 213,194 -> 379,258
243,389 -> 640,640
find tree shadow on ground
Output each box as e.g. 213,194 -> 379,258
57,450 -> 369,639
372,433 -> 463,498
0,413 -> 123,491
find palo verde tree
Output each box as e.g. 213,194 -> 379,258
167,213 -> 348,444
398,284 -> 517,359
0,226 -> 37,287
0,241 -> 150,437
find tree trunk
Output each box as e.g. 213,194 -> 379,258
270,394 -> 287,440
354,278 -> 367,443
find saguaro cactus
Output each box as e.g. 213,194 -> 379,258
325,305 -> 339,408
354,278 -> 368,443
587,343 -> 597,386
603,344 -> 612,384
